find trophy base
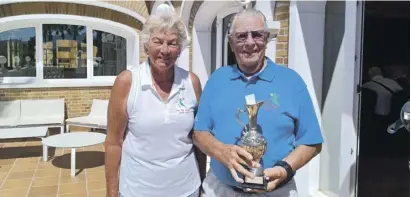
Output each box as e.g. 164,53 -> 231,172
240,166 -> 267,190
242,176 -> 267,190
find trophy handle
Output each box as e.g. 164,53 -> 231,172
236,108 -> 248,133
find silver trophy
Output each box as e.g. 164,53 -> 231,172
235,95 -> 267,190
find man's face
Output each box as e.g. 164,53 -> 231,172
230,15 -> 268,70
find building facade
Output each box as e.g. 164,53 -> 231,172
0,1 -> 364,197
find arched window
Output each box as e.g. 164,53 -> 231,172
0,15 -> 139,88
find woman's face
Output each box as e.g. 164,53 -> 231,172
147,29 -> 180,71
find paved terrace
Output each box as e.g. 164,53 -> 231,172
0,129 -> 106,197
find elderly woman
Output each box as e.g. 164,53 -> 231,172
105,4 -> 206,197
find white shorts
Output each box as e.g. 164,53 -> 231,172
202,170 -> 299,197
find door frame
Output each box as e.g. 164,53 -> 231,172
215,6 -> 242,70
353,1 -> 365,197
223,29 -> 229,66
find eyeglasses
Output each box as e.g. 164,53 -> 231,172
230,30 -> 268,43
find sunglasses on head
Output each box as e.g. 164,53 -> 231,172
231,30 -> 268,43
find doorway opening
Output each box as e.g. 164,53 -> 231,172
210,13 -> 237,74
222,13 -> 237,66
357,1 -> 410,197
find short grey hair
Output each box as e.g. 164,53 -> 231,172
141,7 -> 188,53
228,8 -> 268,35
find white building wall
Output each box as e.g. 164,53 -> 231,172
288,1 -> 326,196
289,1 -> 360,197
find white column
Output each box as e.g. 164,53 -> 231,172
177,46 -> 190,71
288,1 -> 326,197
255,1 -> 278,61
192,29 -> 211,89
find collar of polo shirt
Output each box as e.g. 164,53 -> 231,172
230,56 -> 277,82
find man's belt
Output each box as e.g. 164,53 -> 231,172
230,186 -> 252,193
229,186 -> 269,194
229,178 -> 293,194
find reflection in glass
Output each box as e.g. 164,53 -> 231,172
93,30 -> 127,76
0,27 -> 36,77
43,24 -> 87,79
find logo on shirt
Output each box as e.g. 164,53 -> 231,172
177,96 -> 187,109
263,92 -> 280,110
176,91 -> 192,113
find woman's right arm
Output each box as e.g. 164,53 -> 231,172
105,70 -> 132,197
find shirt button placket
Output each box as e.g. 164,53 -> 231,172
164,102 -> 170,123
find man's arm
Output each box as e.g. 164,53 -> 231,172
285,84 -> 323,172
262,144 -> 322,192
264,84 -> 324,192
105,71 -> 131,197
192,131 -> 225,163
283,144 -> 322,172
190,72 -> 207,182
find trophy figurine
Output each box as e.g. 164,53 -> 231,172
235,94 -> 267,190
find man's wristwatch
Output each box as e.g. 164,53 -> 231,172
273,160 -> 295,187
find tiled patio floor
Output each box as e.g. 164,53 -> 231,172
0,130 -> 106,197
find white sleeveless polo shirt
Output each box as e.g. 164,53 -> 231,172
119,60 -> 201,197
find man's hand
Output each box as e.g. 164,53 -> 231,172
216,144 -> 260,183
264,166 -> 287,191
244,166 -> 287,193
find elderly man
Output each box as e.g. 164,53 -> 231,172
193,9 -> 323,197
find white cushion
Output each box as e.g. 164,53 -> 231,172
20,99 -> 64,117
66,116 -> 107,128
89,99 -> 109,117
0,100 -> 21,127
19,99 -> 64,126
0,118 -> 19,127
17,116 -> 64,126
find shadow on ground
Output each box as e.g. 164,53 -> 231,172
52,151 -> 105,175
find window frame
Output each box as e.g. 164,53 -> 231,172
0,14 -> 139,89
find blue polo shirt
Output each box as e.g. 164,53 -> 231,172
194,57 -> 324,187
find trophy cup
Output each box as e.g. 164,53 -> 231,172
235,94 -> 267,190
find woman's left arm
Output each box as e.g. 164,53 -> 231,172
190,72 -> 207,182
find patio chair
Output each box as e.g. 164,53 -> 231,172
65,99 -> 108,132
0,100 -> 21,128
18,99 -> 65,132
